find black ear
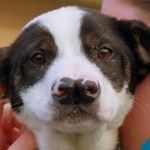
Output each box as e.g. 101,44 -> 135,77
0,47 -> 10,98
119,20 -> 150,83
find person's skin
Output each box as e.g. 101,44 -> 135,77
0,102 -> 36,150
101,0 -> 150,150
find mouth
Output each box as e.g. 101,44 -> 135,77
51,104 -> 100,125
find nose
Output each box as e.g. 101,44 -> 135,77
52,77 -> 100,105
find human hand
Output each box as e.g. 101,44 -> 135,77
0,102 -> 36,150
120,74 -> 150,150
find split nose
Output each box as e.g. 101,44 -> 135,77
52,77 -> 100,105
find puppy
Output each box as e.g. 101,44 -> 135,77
0,6 -> 150,150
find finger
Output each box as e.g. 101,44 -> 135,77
121,74 -> 150,150
13,116 -> 22,129
10,125 -> 29,143
9,127 -> 20,144
7,103 -> 22,129
20,125 -> 31,134
1,103 -> 15,133
8,129 -> 37,150
0,127 -> 8,150
1,103 -> 22,133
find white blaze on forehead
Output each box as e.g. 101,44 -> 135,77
23,6 -> 86,56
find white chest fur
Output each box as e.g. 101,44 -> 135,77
35,127 -> 118,150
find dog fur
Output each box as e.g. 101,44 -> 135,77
0,6 -> 150,150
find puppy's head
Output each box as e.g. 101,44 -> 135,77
0,7 -> 150,133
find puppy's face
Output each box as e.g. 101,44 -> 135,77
0,7 -> 150,133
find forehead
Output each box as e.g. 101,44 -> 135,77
24,7 -> 124,45
23,7 -> 117,36
24,6 -> 86,31
22,7 -> 126,55
23,7 -> 85,54
23,7 -> 87,55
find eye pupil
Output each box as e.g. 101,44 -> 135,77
31,53 -> 45,65
97,48 -> 112,61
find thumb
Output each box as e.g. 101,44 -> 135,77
8,129 -> 37,150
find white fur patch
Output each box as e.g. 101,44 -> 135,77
23,6 -> 86,58
18,6 -> 134,150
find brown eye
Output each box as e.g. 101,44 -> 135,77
31,53 -> 45,65
97,48 -> 112,61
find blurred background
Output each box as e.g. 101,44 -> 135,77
0,0 -> 101,47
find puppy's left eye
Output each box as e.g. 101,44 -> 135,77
31,53 -> 45,65
97,48 -> 112,61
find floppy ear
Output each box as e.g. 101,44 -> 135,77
0,47 -> 10,98
119,20 -> 150,83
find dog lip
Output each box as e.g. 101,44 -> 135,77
65,105 -> 98,119
70,105 -> 83,112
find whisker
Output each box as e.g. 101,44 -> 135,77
13,106 -> 23,111
7,106 -> 23,125
12,101 -> 23,106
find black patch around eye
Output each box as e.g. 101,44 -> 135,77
8,23 -> 58,111
80,13 -> 136,93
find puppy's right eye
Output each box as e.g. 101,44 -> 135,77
97,48 -> 112,61
31,53 -> 45,65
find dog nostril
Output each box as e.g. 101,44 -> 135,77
86,88 -> 95,94
85,87 -> 95,95
52,78 -> 75,105
52,82 -> 68,97
52,84 -> 65,96
85,81 -> 100,95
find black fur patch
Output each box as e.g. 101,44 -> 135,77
8,24 -> 58,112
80,12 -> 136,93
